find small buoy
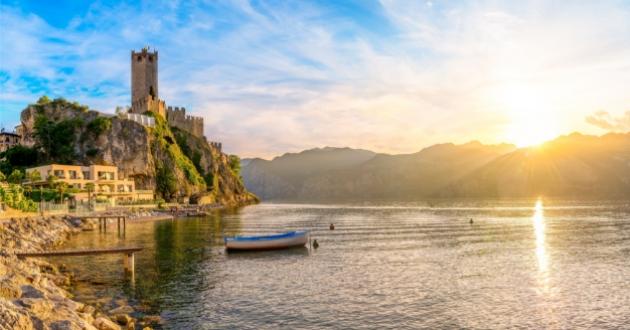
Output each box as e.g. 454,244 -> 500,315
329,223 -> 335,230
469,218 -> 474,224
313,239 -> 319,249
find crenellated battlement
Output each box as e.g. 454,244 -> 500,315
131,95 -> 166,118
209,141 -> 222,152
166,106 -> 204,138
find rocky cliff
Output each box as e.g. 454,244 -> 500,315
19,97 -> 257,205
172,127 -> 258,207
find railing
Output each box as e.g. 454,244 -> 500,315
38,202 -> 68,215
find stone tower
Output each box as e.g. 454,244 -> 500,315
131,47 -> 158,102
130,47 -> 165,117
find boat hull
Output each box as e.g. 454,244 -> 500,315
225,231 -> 309,251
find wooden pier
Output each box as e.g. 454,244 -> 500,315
16,246 -> 142,274
75,215 -> 128,235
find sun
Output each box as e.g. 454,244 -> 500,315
498,85 -> 559,147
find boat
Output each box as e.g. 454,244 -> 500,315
224,231 -> 310,251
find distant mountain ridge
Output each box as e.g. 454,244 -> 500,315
242,133 -> 630,201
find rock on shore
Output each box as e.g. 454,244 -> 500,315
0,216 -> 139,330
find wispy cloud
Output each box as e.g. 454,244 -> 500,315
586,110 -> 630,131
1,1 -> 630,157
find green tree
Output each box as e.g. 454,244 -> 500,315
28,170 -> 42,183
156,166 -> 177,201
33,115 -> 79,164
37,95 -> 51,104
47,174 -> 58,188
228,155 -> 241,177
86,117 -> 112,137
55,182 -> 68,203
7,169 -> 24,184
0,145 -> 39,175
0,170 -> 5,182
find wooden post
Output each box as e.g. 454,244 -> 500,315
123,252 -> 135,274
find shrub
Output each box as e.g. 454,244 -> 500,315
87,117 -> 112,137
156,166 -> 177,200
7,169 -> 24,184
0,184 -> 38,212
0,145 -> 39,175
37,95 -> 51,105
33,115 -> 79,164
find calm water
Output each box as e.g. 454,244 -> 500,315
55,200 -> 630,329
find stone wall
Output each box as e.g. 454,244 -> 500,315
209,141 -> 222,152
166,106 -> 204,138
131,95 -> 165,118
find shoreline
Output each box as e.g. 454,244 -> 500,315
0,199 -> 258,329
0,210 -> 208,329
0,215 -> 154,330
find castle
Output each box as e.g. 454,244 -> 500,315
129,47 -> 204,139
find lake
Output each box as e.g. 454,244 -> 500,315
55,200 -> 630,329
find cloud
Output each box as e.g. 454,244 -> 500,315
2,1 -> 630,157
586,111 -> 630,131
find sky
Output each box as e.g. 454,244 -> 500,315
1,0 -> 629,158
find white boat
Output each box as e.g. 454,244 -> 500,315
224,231 -> 309,251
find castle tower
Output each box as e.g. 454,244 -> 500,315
131,47 -> 158,103
130,47 -> 165,117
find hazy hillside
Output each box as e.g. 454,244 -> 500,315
242,142 -> 515,201
243,133 -> 630,201
444,133 -> 630,198
241,147 -> 376,200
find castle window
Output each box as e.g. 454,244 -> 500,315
148,55 -> 153,62
137,55 -> 142,61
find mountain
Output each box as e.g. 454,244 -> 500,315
241,147 -> 376,200
242,142 -> 515,201
242,133 -> 630,201
444,133 -> 630,198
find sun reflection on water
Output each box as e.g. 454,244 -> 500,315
533,198 -> 550,293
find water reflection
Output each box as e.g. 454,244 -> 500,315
533,198 -> 550,292
56,202 -> 630,328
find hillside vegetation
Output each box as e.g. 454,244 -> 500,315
9,97 -> 256,205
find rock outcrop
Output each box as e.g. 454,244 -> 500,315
0,216 -> 111,329
18,98 -> 257,205
172,128 -> 258,207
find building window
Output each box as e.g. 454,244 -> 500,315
83,171 -> 90,180
69,170 -> 78,179
98,171 -> 114,180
